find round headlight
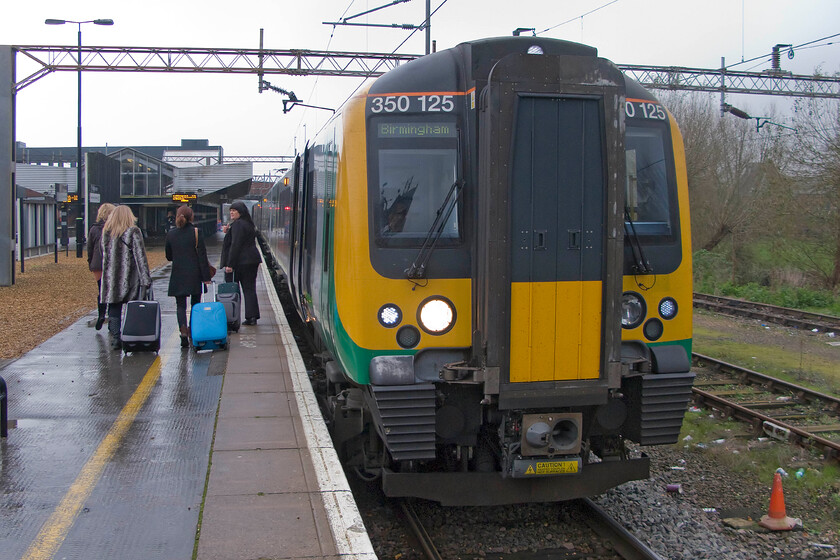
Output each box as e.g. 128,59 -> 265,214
378,304 -> 402,328
621,292 -> 646,329
396,325 -> 421,348
659,297 -> 678,320
417,296 -> 456,335
643,319 -> 664,341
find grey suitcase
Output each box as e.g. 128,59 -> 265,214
121,286 -> 161,353
217,281 -> 241,332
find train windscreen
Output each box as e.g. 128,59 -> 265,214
370,118 -> 461,247
625,125 -> 675,238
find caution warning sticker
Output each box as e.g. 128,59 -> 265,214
512,457 -> 581,477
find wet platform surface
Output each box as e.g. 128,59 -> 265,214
0,234 -> 375,560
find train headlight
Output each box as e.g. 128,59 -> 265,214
378,304 -> 402,328
643,319 -> 664,341
658,297 -> 678,320
396,325 -> 421,349
621,292 -> 646,329
417,296 -> 456,335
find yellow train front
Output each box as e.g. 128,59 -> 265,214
258,37 -> 694,506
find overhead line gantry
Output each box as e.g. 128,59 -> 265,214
10,44 -> 840,99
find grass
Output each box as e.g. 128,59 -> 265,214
693,324 -> 840,394
678,409 -> 840,531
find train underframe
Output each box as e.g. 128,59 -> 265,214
323,369 -> 676,506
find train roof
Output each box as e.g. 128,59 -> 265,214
368,36 -> 659,104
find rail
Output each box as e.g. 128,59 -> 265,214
691,353 -> 840,461
693,292 -> 840,333
578,499 -> 665,560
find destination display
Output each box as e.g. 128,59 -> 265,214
172,193 -> 197,203
377,122 -> 457,139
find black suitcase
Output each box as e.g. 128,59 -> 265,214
121,287 -> 161,353
217,281 -> 241,332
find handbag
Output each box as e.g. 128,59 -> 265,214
195,228 -> 217,278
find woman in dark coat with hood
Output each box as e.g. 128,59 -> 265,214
222,201 -> 261,325
87,203 -> 115,331
165,205 -> 213,346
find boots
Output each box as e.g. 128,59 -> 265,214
109,317 -> 122,350
95,303 -> 107,331
180,325 -> 191,348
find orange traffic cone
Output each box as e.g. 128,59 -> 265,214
758,472 -> 801,531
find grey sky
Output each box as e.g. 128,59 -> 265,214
4,0 -> 839,174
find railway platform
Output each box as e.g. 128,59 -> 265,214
0,234 -> 375,560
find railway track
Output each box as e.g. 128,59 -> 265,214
691,353 -> 840,461
399,498 -> 665,560
693,292 -> 840,333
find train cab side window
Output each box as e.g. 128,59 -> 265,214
625,126 -> 674,237
375,148 -> 460,245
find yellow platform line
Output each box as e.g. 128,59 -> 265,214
22,330 -> 178,560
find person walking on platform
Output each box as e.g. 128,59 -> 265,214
222,201 -> 261,325
87,203 -> 115,331
166,205 -> 213,347
101,205 -> 152,350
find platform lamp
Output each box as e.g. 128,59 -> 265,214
45,18 -> 114,257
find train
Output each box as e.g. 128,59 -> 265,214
252,36 -> 695,506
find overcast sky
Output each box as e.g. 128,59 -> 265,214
4,0 -> 839,175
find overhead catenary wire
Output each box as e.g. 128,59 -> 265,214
726,32 -> 840,70
336,0 -> 449,114
536,0 -> 620,36
286,0 -> 358,155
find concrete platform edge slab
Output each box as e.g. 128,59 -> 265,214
262,265 -> 376,558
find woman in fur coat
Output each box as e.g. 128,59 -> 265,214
100,205 -> 152,349
165,205 -> 212,347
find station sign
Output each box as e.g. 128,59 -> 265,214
172,193 -> 197,203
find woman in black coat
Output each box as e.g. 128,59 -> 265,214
86,203 -> 115,331
222,201 -> 261,325
165,205 -> 212,346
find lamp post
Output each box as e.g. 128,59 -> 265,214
45,18 -> 114,257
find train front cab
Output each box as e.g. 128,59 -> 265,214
375,41 -> 693,506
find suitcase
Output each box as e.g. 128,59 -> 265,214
121,286 -> 161,353
217,281 -> 241,332
190,282 -> 228,351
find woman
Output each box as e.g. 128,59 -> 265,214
100,205 -> 152,350
222,201 -> 261,325
165,205 -> 213,347
86,203 -> 115,331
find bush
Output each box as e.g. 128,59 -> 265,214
705,280 -> 840,314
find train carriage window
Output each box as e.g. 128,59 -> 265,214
625,126 -> 674,237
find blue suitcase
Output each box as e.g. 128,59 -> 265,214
191,283 -> 228,350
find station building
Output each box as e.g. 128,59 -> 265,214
14,139 -> 262,258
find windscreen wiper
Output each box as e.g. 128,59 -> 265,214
405,180 -> 463,282
624,206 -> 653,275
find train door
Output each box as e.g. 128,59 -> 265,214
293,147 -> 313,320
476,53 -> 625,408
288,155 -> 306,319
508,96 -> 603,382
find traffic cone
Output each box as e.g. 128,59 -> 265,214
758,472 -> 801,530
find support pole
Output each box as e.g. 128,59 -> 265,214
0,46 -> 15,286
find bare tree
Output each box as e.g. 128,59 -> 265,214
664,93 -> 789,274
787,91 -> 840,289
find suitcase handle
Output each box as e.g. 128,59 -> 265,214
203,281 -> 217,302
